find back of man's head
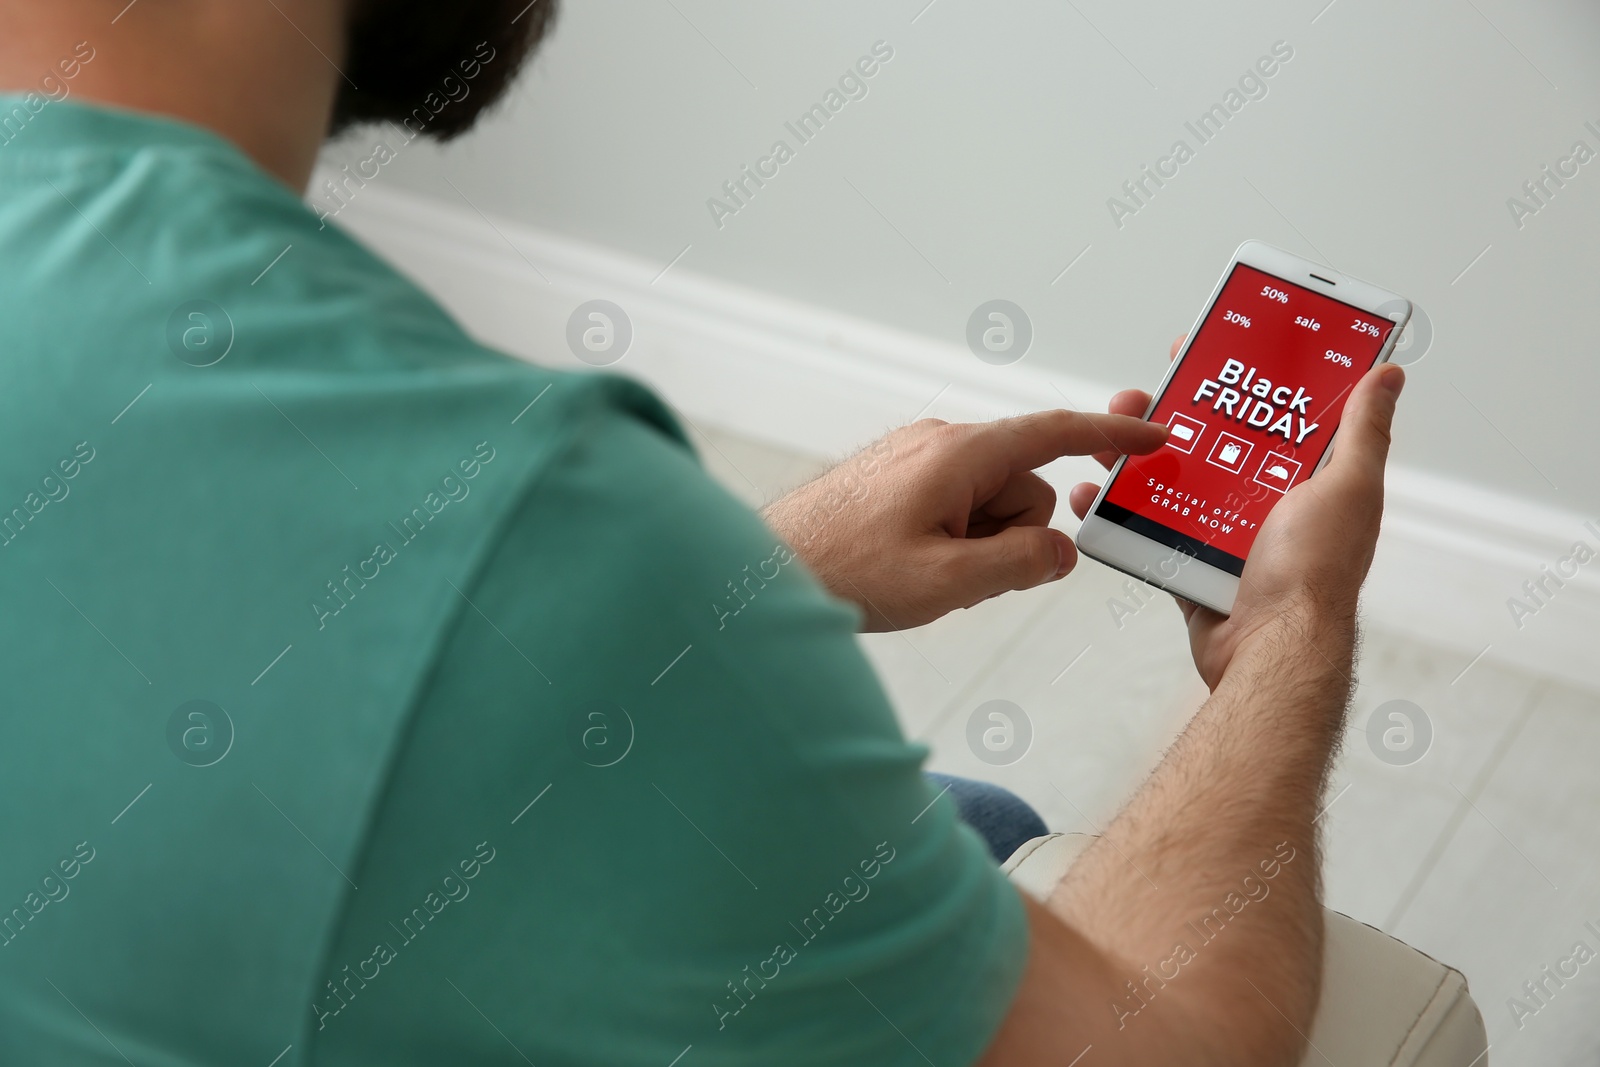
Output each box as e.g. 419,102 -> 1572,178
334,0 -> 558,141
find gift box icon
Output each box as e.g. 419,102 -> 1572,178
1206,433 -> 1252,473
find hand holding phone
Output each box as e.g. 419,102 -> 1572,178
1072,351 -> 1403,687
1075,240 -> 1412,617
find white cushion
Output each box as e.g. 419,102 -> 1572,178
1004,834 -> 1488,1066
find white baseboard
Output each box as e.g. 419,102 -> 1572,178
326,176 -> 1600,695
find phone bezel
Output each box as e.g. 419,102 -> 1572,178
1075,239 -> 1413,615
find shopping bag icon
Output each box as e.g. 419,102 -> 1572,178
1219,442 -> 1241,464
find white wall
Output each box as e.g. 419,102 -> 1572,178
322,0 -> 1600,512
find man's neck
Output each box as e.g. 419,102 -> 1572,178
0,0 -> 347,190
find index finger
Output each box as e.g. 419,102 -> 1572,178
972,409 -> 1168,475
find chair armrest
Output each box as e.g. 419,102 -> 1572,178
1003,834 -> 1489,1067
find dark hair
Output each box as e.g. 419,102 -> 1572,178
331,0 -> 558,141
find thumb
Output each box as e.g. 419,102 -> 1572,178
1322,363 -> 1403,491
945,525 -> 1076,604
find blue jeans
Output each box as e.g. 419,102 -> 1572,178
924,773 -> 1049,864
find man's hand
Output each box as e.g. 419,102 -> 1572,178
762,410 -> 1168,631
1067,337 -> 1405,688
980,346 -> 1406,1067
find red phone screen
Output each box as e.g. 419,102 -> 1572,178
1096,263 -> 1394,574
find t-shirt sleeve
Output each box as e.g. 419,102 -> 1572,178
309,375 -> 1029,1067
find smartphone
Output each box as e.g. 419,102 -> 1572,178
1075,240 -> 1411,614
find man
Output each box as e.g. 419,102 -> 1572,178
0,2 -> 1403,1064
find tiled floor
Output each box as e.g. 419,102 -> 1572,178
694,420 -> 1600,1067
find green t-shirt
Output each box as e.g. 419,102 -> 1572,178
0,97 -> 1026,1066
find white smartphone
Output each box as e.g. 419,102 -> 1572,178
1076,240 -> 1412,615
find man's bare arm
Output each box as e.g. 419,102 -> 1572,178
981,361 -> 1404,1065
995,614 -> 1351,1064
